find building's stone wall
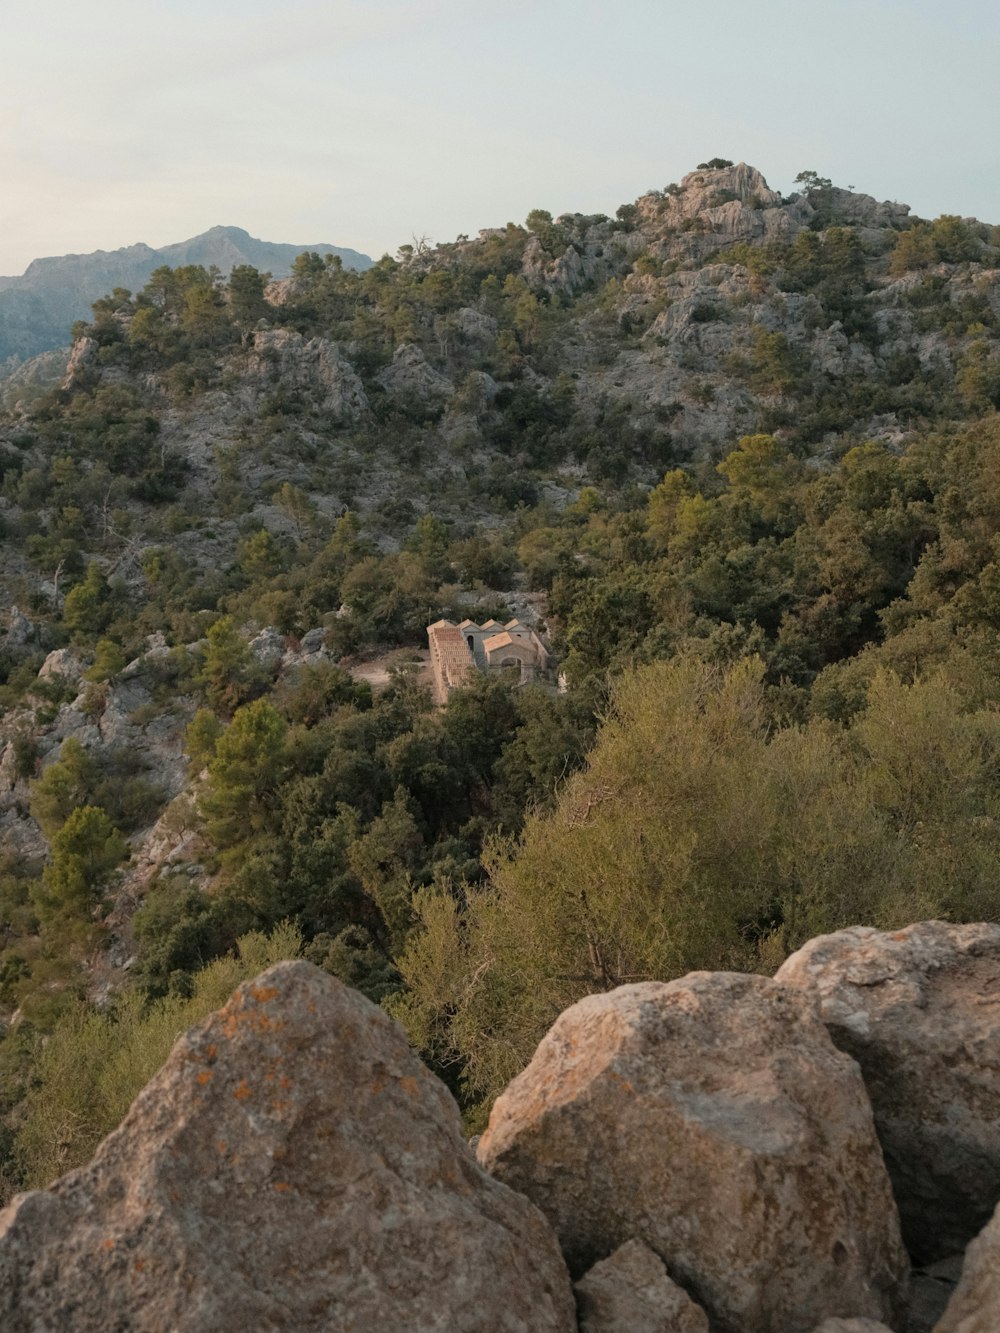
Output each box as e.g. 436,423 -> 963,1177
427,618 -> 552,701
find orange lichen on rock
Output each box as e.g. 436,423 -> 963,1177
196,1070 -> 214,1086
0,960 -> 578,1333
219,998 -> 287,1040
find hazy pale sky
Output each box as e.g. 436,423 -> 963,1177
1,0 -> 998,275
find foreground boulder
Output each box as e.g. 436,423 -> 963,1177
574,1239 -> 709,1332
477,973 -> 908,1333
0,961 -> 575,1332
776,921 -> 1000,1261
934,1201 -> 1000,1332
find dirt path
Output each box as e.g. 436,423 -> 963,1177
347,648 -> 433,693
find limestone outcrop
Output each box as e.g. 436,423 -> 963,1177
574,1239 -> 709,1332
0,961 -> 575,1332
375,342 -> 455,403
776,921 -> 1000,1261
245,328 -> 368,420
37,646 -> 85,685
477,972 -> 909,1333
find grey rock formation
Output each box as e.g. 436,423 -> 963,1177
245,328 -> 369,420
575,1239 -> 709,1332
634,161 -> 809,256
62,334 -> 98,386
522,236 -> 599,298
0,961 -> 575,1332
477,973 -> 909,1333
2,605 -> 36,651
821,187 -> 912,229
247,625 -> 285,670
376,342 -> 455,403
776,921 -> 1000,1261
934,1202 -> 1000,1333
451,305 -> 499,346
0,346 -> 70,408
36,647 -> 85,685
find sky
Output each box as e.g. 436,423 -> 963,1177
1,0 -> 998,275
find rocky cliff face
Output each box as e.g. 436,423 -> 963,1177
3,923 -> 999,1331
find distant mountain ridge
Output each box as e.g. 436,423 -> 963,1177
0,225 -> 372,363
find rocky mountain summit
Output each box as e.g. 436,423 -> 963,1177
4,159 -> 995,564
0,224 -> 372,366
2,920 -> 998,1332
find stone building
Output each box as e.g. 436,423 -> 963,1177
427,618 -> 552,704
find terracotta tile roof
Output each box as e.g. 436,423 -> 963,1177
483,631 -> 516,652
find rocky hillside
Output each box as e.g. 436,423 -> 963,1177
5,161 -> 997,532
0,224 -> 372,366
3,159 -> 1000,1218
2,920 -> 999,1331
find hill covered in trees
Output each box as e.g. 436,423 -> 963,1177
0,225 -> 373,368
3,159 -> 1000,1189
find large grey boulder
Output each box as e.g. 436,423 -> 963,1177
776,921 -> 1000,1261
934,1201 -> 1000,1332
0,961 -> 575,1332
477,973 -> 909,1333
575,1239 -> 709,1332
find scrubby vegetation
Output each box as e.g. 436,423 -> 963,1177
4,161 -> 1000,1185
